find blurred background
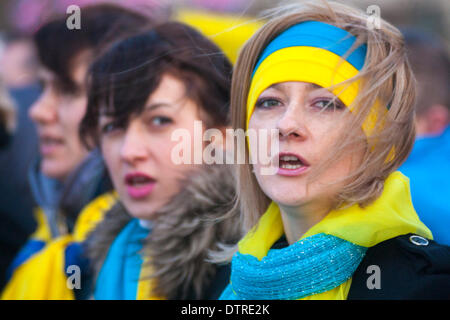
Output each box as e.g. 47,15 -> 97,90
0,0 -> 449,42
0,0 -> 448,91
0,0 -> 448,292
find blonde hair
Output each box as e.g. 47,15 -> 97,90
229,0 -> 417,233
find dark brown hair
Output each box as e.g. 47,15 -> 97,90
80,21 -> 232,148
33,4 -> 151,94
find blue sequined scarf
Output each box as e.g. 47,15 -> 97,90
220,233 -> 367,300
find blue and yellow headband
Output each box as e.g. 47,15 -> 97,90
246,21 -> 382,137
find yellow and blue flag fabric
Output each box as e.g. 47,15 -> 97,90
1,192 -> 117,300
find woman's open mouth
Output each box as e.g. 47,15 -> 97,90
277,152 -> 310,176
39,135 -> 65,156
124,172 -> 156,199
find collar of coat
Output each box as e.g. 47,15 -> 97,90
85,163 -> 241,299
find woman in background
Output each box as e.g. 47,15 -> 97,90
1,4 -> 150,300
80,22 -> 241,299
218,0 -> 450,299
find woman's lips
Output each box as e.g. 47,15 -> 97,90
39,136 -> 65,156
277,152 -> 310,177
124,172 -> 156,199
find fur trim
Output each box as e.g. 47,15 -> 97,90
144,164 -> 241,299
85,163 -> 241,299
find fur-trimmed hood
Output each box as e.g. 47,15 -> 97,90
85,163 -> 241,299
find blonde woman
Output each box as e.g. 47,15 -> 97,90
218,1 -> 450,299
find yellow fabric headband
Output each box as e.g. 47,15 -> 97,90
246,21 -> 383,138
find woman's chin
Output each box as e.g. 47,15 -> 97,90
269,193 -> 309,208
261,184 -> 308,207
40,160 -> 72,182
127,209 -> 157,221
274,198 -> 307,208
121,200 -> 158,220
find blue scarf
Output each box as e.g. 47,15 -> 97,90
220,233 -> 367,300
94,219 -> 150,300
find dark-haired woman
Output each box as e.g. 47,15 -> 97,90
2,4 -> 150,299
81,22 -> 241,300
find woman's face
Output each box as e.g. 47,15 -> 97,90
100,74 -> 204,219
249,81 -> 364,211
29,53 -> 90,181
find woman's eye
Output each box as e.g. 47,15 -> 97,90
101,121 -> 121,134
150,116 -> 173,126
313,99 -> 344,111
255,98 -> 281,109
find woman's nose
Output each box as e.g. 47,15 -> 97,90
29,90 -> 58,124
119,122 -> 148,165
276,104 -> 307,141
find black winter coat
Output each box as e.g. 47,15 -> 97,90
271,233 -> 450,299
348,233 -> 450,299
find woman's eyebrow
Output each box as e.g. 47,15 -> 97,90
267,82 -> 322,91
267,83 -> 284,91
143,102 -> 171,112
309,83 -> 322,89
